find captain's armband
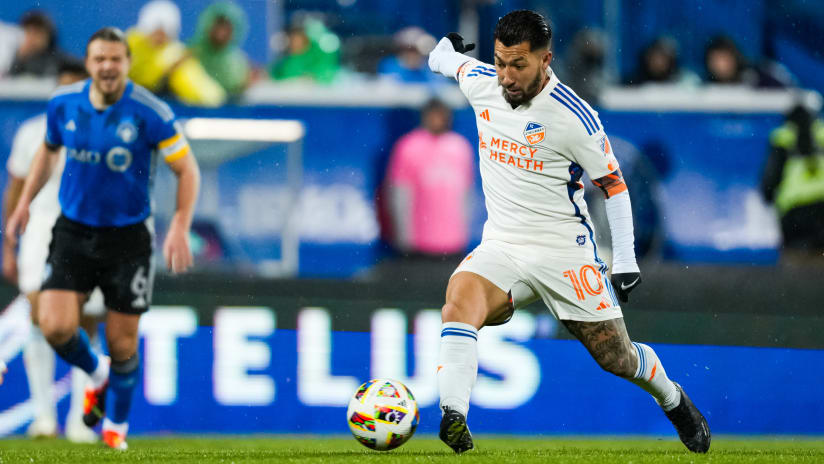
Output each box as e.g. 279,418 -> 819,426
591,169 -> 627,199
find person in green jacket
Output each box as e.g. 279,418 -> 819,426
761,104 -> 824,258
190,1 -> 251,97
270,18 -> 340,84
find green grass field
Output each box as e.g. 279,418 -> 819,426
0,435 -> 822,463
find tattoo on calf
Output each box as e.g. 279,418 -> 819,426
562,318 -> 637,377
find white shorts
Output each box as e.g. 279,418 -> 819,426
452,239 -> 623,322
17,214 -> 105,317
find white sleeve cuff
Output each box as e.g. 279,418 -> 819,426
604,190 -> 639,273
428,37 -> 471,79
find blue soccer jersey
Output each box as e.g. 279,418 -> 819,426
45,79 -> 190,227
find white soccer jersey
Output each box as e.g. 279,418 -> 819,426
457,61 -> 620,262
7,113 -> 63,221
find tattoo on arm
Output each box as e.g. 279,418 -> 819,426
562,318 -> 637,378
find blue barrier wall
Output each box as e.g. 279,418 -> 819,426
0,308 -> 821,435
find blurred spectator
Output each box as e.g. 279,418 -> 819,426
761,104 -> 824,260
0,20 -> 22,78
270,17 -> 340,84
190,1 -> 252,98
383,99 -> 474,256
9,11 -> 72,78
377,27 -> 443,86
627,37 -> 700,87
127,0 -> 226,106
555,28 -> 607,103
704,35 -> 793,88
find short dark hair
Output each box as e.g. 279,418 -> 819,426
58,57 -> 88,78
494,10 -> 551,51
86,27 -> 131,57
20,11 -> 56,47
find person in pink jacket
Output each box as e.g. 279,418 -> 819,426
385,98 -> 475,256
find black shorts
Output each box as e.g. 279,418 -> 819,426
41,215 -> 155,314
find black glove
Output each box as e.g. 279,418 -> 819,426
610,272 -> 642,303
446,32 -> 475,54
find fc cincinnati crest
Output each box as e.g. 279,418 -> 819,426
524,121 -> 545,145
116,121 -> 138,144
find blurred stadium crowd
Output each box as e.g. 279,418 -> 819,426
0,0 -> 819,106
0,0 -> 822,271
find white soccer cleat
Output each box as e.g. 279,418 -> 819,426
65,416 -> 98,444
26,416 -> 58,438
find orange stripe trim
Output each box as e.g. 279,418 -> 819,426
606,182 -> 628,197
649,362 -> 657,381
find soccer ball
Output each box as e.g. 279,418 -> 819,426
346,378 -> 419,451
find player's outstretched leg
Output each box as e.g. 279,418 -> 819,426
629,342 -> 710,453
437,272 -> 511,453
563,318 -> 710,453
437,321 -> 477,453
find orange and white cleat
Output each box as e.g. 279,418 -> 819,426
82,381 -> 108,428
83,355 -> 111,428
102,419 -> 129,450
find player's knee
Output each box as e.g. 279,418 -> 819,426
38,313 -> 74,346
107,334 -> 138,362
441,302 -> 482,327
40,322 -> 75,347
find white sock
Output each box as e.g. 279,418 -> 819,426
102,417 -> 129,435
90,355 -> 110,388
68,367 -> 91,423
629,342 -> 680,411
437,322 -> 478,418
23,326 -> 56,422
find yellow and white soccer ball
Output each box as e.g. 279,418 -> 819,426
346,378 -> 419,451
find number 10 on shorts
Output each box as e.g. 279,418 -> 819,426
562,265 -> 604,301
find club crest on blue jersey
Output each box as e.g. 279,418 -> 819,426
524,121 -> 545,145
576,234 -> 586,246
117,121 -> 138,144
106,147 -> 133,172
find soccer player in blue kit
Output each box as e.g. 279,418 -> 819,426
6,27 -> 200,450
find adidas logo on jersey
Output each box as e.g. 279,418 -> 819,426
65,120 -> 76,131
479,109 -> 490,121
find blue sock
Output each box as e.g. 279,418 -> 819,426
109,354 -> 140,424
53,329 -> 99,374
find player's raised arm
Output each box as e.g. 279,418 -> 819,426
161,132 -> 200,274
428,33 -> 475,80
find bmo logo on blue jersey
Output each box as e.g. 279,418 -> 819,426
67,148 -> 101,164
67,146 -> 133,172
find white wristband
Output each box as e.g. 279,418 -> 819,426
604,190 -> 639,273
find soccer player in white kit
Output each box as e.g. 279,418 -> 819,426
2,60 -> 103,442
428,10 -> 710,454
